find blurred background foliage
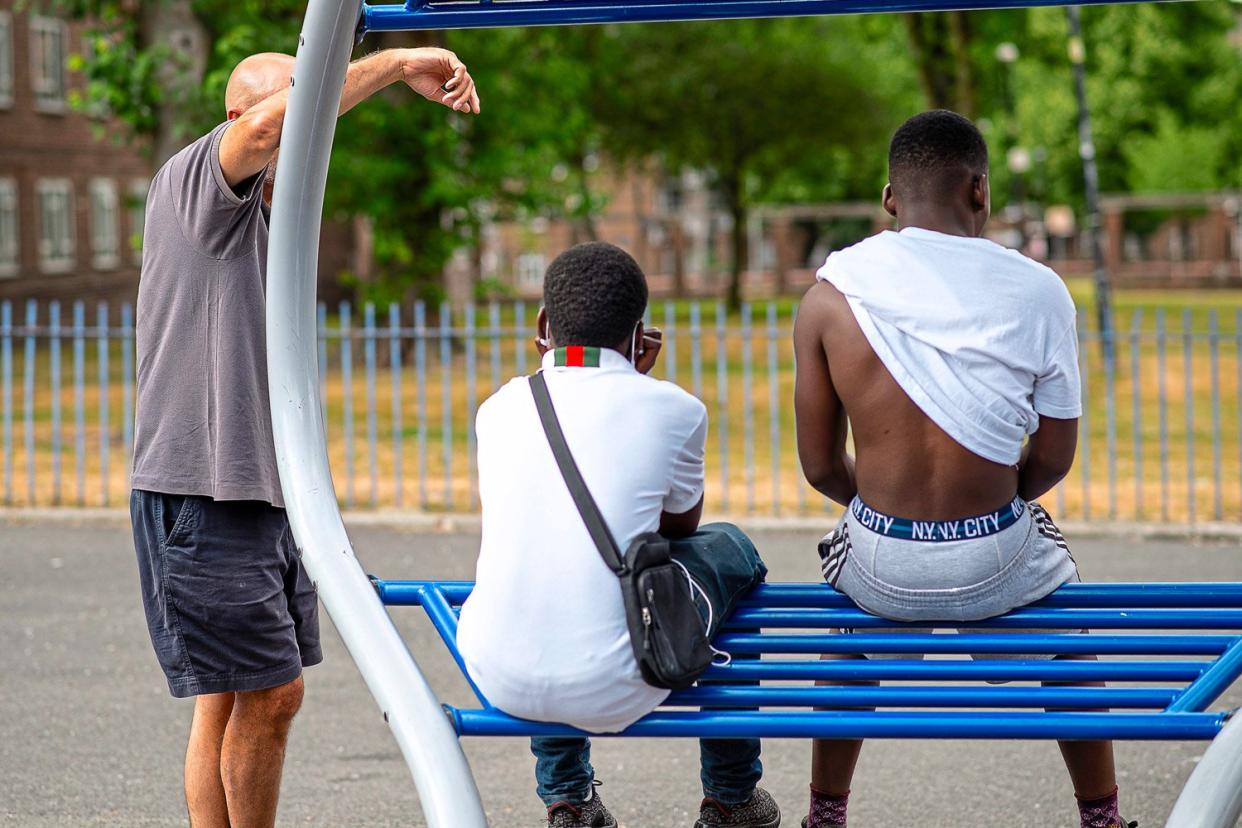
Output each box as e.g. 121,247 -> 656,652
56,0 -> 1242,302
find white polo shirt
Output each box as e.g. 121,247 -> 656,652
456,346 -> 708,733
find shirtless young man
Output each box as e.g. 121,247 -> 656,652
792,110 -> 1131,828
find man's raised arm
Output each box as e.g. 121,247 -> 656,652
220,47 -> 480,188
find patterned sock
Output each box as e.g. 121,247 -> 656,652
807,786 -> 849,827
1077,786 -> 1121,828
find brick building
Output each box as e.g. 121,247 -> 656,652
0,0 -> 152,304
0,1 -> 366,308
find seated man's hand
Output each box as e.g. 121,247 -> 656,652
635,328 -> 662,375
399,47 -> 480,114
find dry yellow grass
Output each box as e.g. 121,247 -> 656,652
2,297 -> 1240,524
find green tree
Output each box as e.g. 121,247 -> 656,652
57,3 -> 612,303
595,17 -> 908,308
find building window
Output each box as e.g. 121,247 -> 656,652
517,252 -> 546,288
127,178 -> 148,263
89,178 -> 119,270
0,179 -> 18,277
37,179 -> 75,273
29,16 -> 67,113
0,12 -> 13,109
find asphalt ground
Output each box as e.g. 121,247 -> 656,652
2,514 -> 1240,827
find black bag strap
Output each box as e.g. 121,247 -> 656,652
529,371 -> 627,575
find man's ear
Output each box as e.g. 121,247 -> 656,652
972,174 -> 990,212
535,307 -> 552,356
881,183 -> 898,219
971,173 -> 992,235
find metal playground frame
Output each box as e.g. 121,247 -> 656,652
264,1 -> 1242,826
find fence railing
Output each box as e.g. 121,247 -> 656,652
1,297 -> 1239,524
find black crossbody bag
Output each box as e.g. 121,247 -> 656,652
529,371 -> 714,691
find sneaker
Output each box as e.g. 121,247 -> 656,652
696,787 -> 781,827
800,818 -> 844,828
546,784 -> 617,828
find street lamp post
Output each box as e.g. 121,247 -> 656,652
995,42 -> 1027,247
1066,5 -> 1115,369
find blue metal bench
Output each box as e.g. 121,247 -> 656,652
377,579 -> 1242,742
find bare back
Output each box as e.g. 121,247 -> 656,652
794,281 -> 1017,520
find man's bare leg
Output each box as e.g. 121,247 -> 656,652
186,692 -> 235,827
220,676 -> 305,828
1057,739 -> 1118,800
810,736 -> 865,796
1048,655 -> 1118,801
808,652 -> 873,825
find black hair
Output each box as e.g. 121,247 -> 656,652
888,109 -> 989,197
543,242 -> 648,348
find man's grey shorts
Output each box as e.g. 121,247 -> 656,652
819,499 -> 1080,661
131,490 -> 322,697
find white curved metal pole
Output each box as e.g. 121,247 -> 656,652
1166,713 -> 1242,828
266,1 -> 487,824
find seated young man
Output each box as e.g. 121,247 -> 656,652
456,242 -> 778,828
793,111 -> 1131,828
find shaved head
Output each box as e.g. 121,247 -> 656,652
225,52 -> 295,118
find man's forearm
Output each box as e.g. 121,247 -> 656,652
808,454 -> 857,507
339,50 -> 404,116
1017,462 -> 1067,502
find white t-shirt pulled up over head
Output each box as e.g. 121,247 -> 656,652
456,346 -> 707,733
816,227 -> 1082,466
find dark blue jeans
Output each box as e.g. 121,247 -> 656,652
532,522 -> 767,806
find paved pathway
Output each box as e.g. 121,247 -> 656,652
3,516 -> 1239,826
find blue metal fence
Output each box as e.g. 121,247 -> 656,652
0,297 -> 1239,523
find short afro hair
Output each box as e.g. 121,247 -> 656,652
543,242 -> 648,349
888,109 -> 989,198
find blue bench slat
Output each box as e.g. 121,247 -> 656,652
746,582 -> 1242,608
725,607 -> 1242,630
666,685 -> 1178,709
375,580 -> 1242,611
713,633 -> 1235,656
700,659 -> 1209,683
450,708 -> 1229,741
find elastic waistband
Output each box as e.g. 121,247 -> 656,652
849,496 -> 1026,543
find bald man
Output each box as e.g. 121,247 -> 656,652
129,49 -> 478,827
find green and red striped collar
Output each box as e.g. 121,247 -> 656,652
542,346 -> 630,370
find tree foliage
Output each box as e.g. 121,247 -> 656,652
55,1 -> 1242,301
594,17 -> 909,306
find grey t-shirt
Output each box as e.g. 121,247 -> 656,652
131,121 -> 284,506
